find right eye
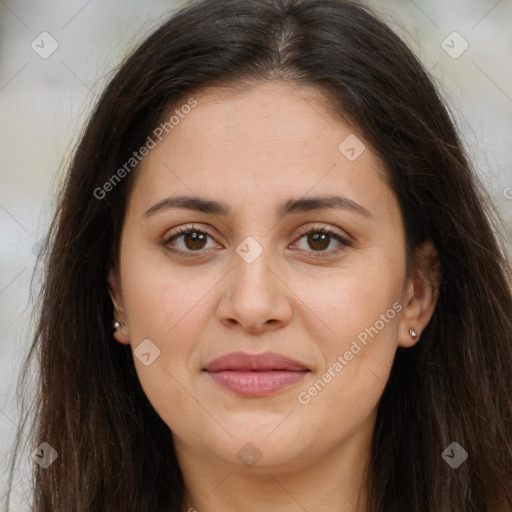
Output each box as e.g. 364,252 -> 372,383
164,224 -> 221,254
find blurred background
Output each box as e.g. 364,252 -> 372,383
1,0 -> 511,509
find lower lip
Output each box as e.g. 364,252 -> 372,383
206,370 -> 309,397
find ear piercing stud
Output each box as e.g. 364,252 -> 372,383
113,321 -> 124,331
409,328 -> 419,340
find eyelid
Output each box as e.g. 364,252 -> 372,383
293,223 -> 351,243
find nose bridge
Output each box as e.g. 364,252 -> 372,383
216,234 -> 292,331
231,234 -> 277,301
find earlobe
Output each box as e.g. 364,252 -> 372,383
112,321 -> 130,345
398,240 -> 440,348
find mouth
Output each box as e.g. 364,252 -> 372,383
203,351 -> 311,397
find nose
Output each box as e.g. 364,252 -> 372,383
216,242 -> 293,334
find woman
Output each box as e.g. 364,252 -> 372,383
5,0 -> 512,510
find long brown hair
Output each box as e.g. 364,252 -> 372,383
5,0 -> 512,510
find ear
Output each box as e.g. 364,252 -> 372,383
398,240 -> 440,348
107,267 -> 130,345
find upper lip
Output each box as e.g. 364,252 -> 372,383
204,351 -> 310,372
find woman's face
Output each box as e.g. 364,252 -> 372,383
109,81 -> 436,475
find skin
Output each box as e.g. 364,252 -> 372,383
108,81 -> 439,512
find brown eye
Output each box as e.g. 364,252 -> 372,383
165,226 -> 218,253
306,232 -> 331,251
294,226 -> 350,256
181,231 -> 208,251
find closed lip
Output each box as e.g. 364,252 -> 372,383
203,351 -> 311,398
203,351 -> 310,372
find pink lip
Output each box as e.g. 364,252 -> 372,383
203,351 -> 310,397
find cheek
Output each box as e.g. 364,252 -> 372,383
294,322 -> 398,445
118,250 -> 219,415
120,240 -> 216,341
294,256 -> 403,352
290,259 -> 402,425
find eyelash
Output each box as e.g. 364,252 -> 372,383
163,223 -> 351,258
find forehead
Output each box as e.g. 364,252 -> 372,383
171,81 -> 348,151
126,81 -> 397,223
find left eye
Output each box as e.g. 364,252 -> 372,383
293,227 -> 349,254
164,225 -> 349,255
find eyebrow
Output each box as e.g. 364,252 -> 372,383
142,194 -> 372,219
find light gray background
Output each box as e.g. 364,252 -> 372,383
1,0 -> 511,510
